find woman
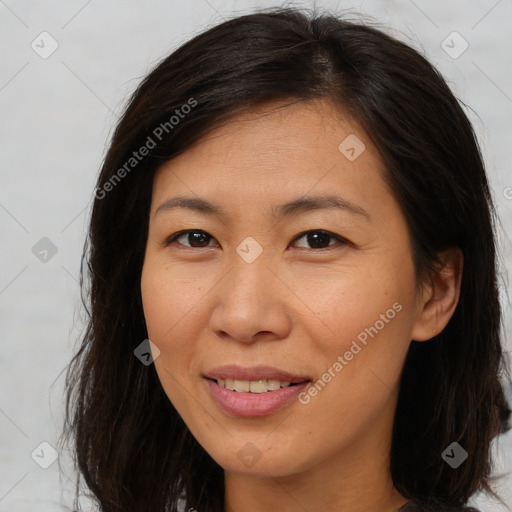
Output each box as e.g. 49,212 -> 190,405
61,6 -> 511,512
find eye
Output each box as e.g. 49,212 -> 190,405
163,229 -> 349,251
164,230 -> 217,249
291,229 -> 349,250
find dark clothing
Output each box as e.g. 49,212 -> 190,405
396,501 -> 480,512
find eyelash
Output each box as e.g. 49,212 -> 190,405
162,229 -> 350,252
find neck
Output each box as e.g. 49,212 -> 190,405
224,468 -> 408,512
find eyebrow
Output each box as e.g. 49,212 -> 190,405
154,194 -> 371,221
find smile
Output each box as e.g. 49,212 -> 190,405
215,378 -> 301,393
204,377 -> 310,417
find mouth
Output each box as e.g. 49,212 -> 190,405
203,365 -> 312,393
203,365 -> 312,394
204,374 -> 311,417
205,377 -> 308,393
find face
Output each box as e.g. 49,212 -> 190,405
140,98 -> 426,478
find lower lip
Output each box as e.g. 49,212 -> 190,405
204,378 -> 309,417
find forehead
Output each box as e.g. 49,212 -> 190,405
162,98 -> 375,166
150,98 -> 392,221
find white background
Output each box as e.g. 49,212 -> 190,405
0,1 -> 511,510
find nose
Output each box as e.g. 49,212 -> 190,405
208,254 -> 292,344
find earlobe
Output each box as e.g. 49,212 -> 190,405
410,247 -> 463,342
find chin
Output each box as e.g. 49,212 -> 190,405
204,438 -> 307,477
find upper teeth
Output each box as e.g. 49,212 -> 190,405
217,378 -> 293,393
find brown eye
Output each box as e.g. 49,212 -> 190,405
291,230 -> 348,250
164,229 -> 348,251
165,230 -> 216,248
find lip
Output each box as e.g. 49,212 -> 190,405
203,364 -> 311,383
204,378 -> 310,417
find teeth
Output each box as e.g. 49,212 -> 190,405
217,378 -> 294,393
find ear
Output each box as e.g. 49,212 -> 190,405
410,247 -> 463,342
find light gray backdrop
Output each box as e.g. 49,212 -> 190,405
1,1 -> 511,510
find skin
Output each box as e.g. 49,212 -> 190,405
140,98 -> 463,512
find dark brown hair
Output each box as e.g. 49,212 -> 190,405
60,6 -> 511,512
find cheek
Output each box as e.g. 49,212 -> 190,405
140,261 -> 205,342
319,292 -> 410,384
140,260 -> 214,404
141,264 -> 196,412
302,264 -> 402,342
304,260 -> 416,385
